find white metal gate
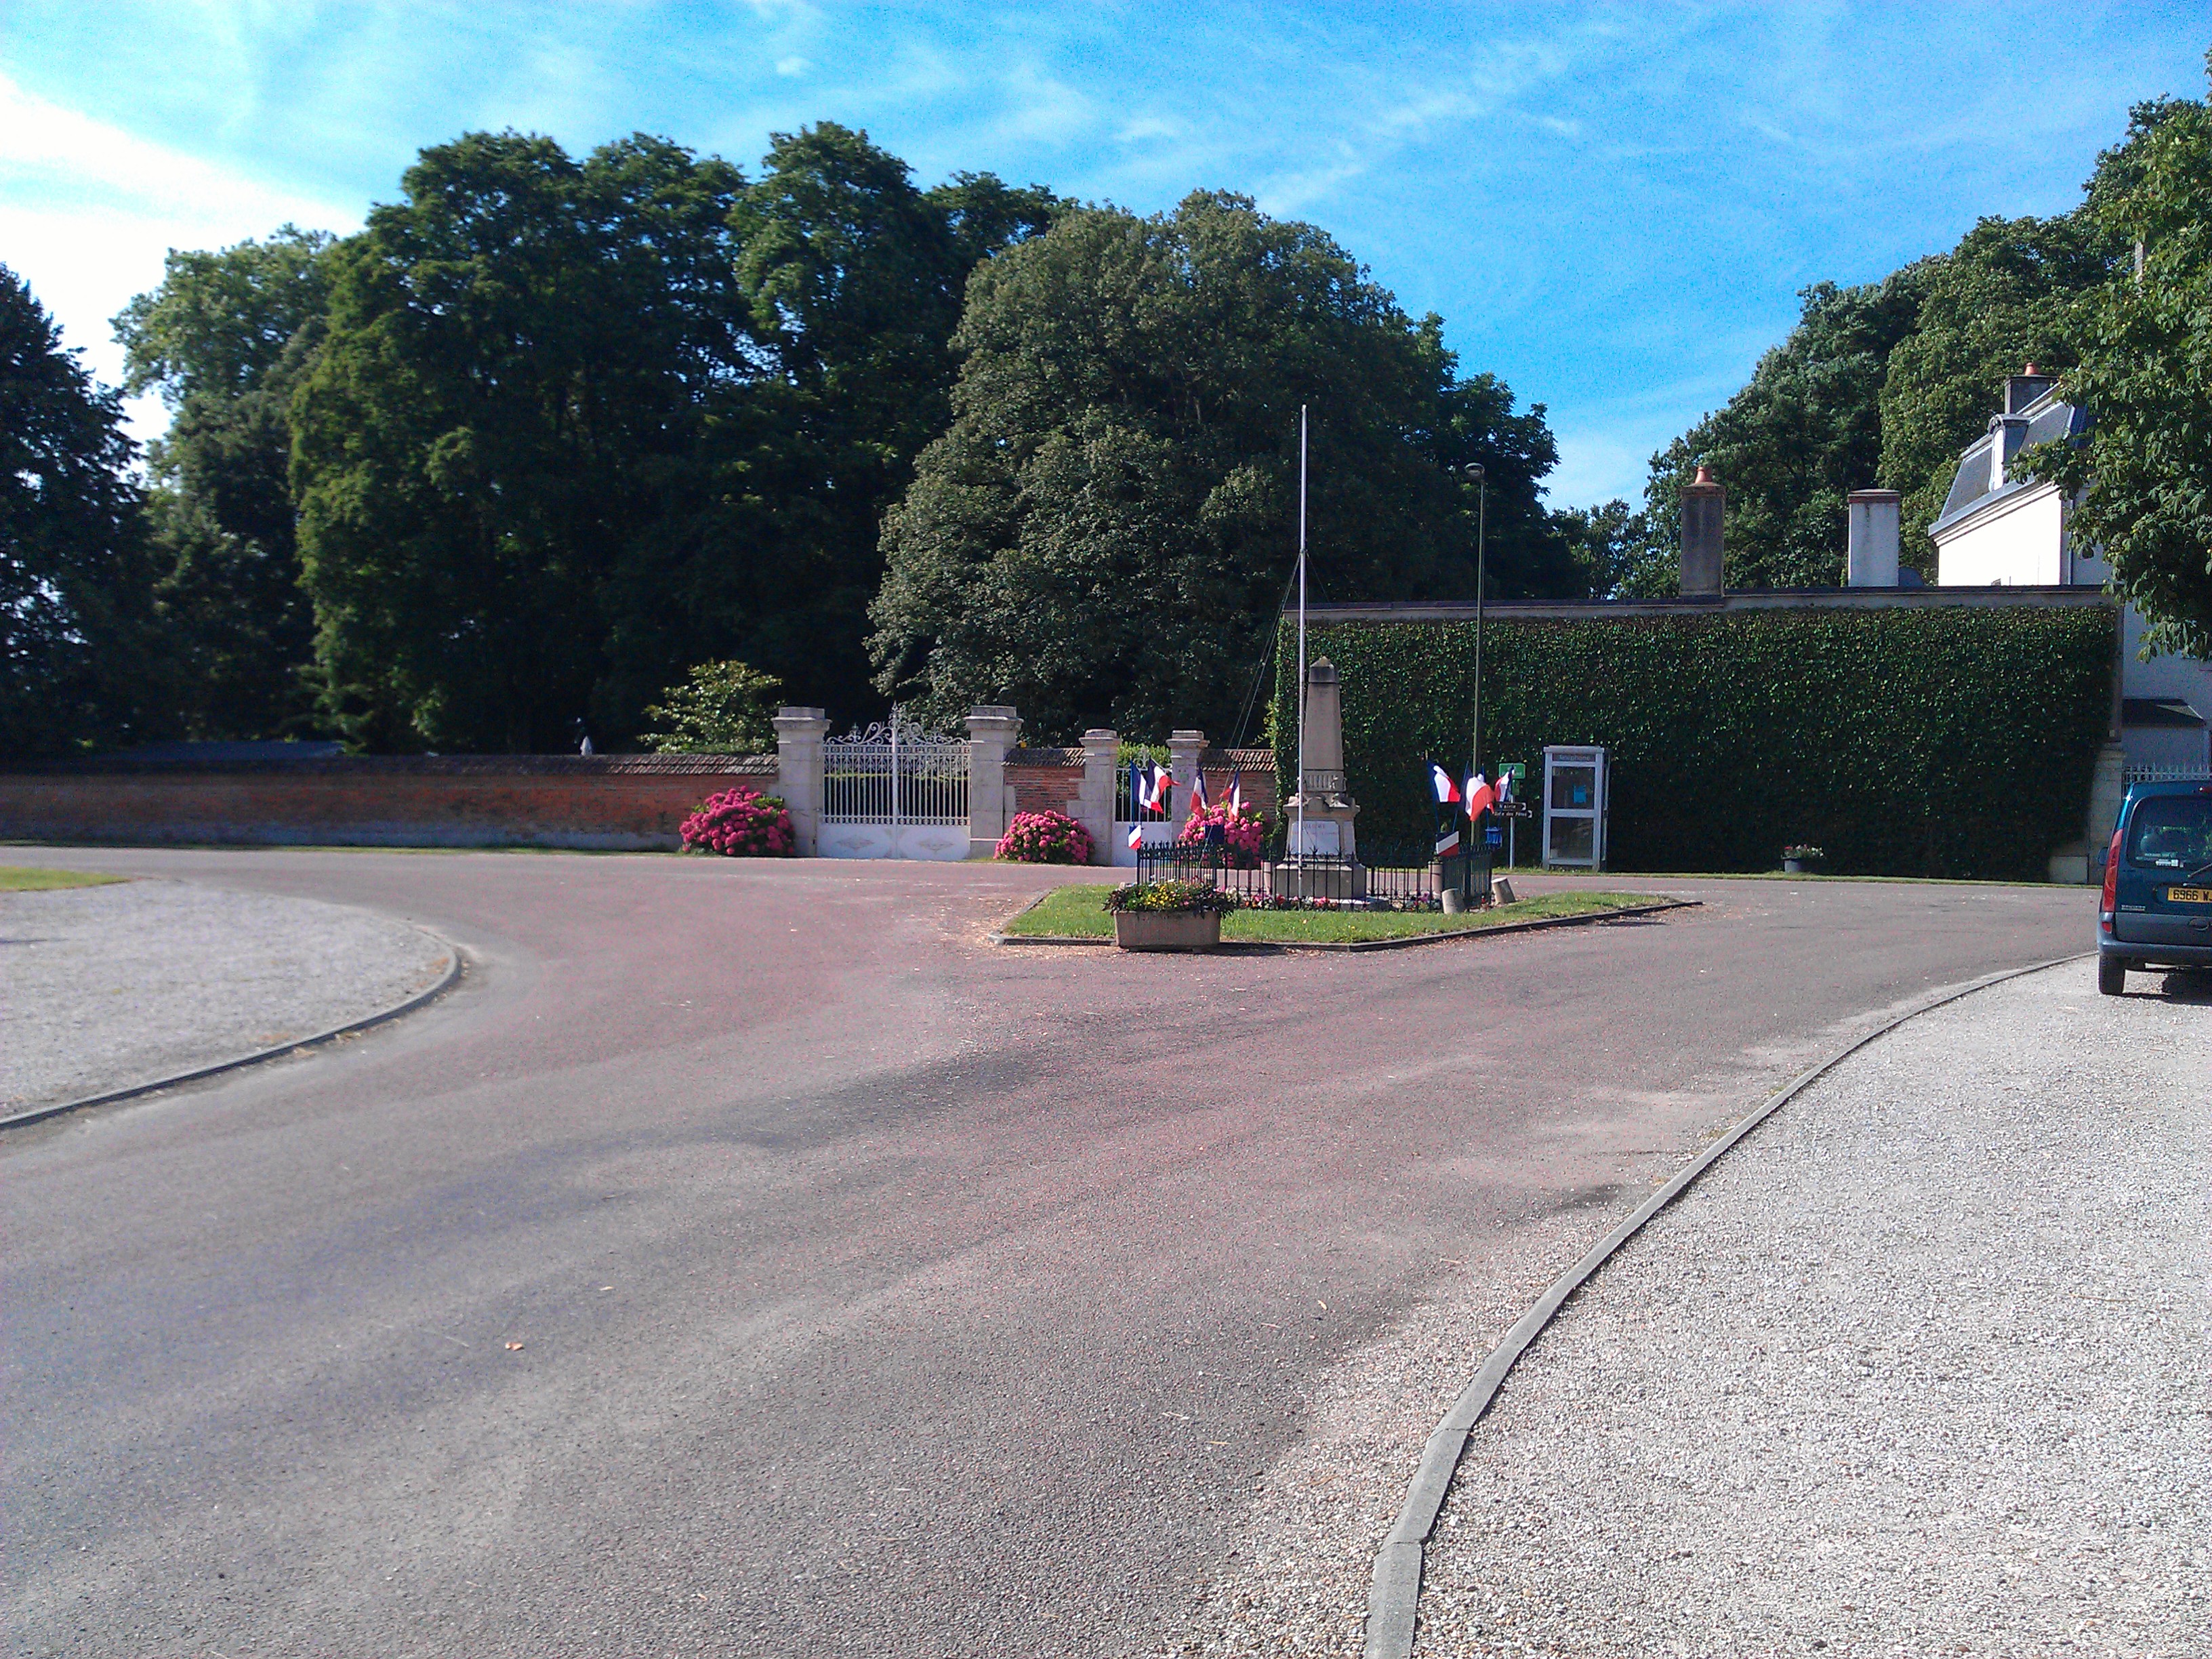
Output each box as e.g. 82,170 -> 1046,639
819,711 -> 970,860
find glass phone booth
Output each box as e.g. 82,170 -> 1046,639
1542,745 -> 1608,869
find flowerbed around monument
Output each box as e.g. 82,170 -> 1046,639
1006,886 -> 1662,946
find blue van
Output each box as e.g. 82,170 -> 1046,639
2099,779 -> 2212,994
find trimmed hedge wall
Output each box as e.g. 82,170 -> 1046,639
1271,606 -> 2116,879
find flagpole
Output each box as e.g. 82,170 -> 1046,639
1295,405 -> 1308,865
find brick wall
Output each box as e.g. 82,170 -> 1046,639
1004,749 -> 1086,817
0,755 -> 779,851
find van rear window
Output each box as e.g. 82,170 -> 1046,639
2127,796 -> 2212,870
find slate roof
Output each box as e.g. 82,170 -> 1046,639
1931,386 -> 2091,539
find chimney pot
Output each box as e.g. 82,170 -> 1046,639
1679,466 -> 1724,596
1846,489 -> 1901,588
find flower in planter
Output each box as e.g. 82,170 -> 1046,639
996,809 -> 1095,865
1104,880 -> 1237,915
1782,844 -> 1825,863
680,785 -> 796,857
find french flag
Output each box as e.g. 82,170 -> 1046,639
1465,771 -> 1496,819
1127,821 -> 1144,851
1183,767 -> 1210,834
1148,762 -> 1173,815
1430,761 -> 1461,806
1435,821 -> 1461,857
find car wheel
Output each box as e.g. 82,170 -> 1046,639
2098,956 -> 2126,996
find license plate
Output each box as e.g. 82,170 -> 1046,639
2169,886 -> 2212,904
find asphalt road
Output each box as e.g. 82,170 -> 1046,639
1,849 -> 2093,1657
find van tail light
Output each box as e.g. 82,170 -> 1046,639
2100,826 -> 2123,930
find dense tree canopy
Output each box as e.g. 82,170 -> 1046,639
2034,62 -> 2212,657
1875,213 -> 2116,561
1622,91 -> 2183,588
291,131 -> 748,752
1,265 -> 161,758
688,126 -> 1059,724
869,191 -> 1572,739
115,226 -> 333,738
1642,270 -> 1931,589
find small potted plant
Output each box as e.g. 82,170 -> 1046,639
1782,844 -> 1824,875
1104,879 -> 1235,951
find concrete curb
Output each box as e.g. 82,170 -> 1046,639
988,897 -> 1698,952
0,928 -> 466,1134
1360,949 -> 2093,1659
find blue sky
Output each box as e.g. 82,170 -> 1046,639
2,2 -> 2203,504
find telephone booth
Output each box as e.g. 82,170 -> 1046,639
1542,745 -> 1609,869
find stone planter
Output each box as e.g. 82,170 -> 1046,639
1113,910 -> 1223,952
1783,857 -> 1806,874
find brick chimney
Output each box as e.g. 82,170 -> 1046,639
1845,489 -> 1901,587
1680,464 -> 1724,596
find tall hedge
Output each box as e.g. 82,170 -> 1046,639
1271,605 -> 2116,879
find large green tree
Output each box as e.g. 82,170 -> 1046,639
2034,64 -> 2212,657
869,191 -> 1570,739
667,125 -> 1059,722
1643,269 -> 1931,588
1876,213 -> 2117,561
1,264 -> 161,757
114,226 -> 333,738
291,132 -> 748,751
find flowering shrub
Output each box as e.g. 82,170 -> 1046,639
1174,803 -> 1271,868
1105,879 -> 1237,915
680,785 -> 796,857
996,808 -> 1094,864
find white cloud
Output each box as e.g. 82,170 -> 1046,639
0,70 -> 354,438
775,55 -> 810,78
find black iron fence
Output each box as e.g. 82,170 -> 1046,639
1133,843 -> 1443,908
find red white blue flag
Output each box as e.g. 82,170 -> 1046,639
1430,761 -> 1460,805
1183,768 -> 1210,834
1465,770 -> 1495,819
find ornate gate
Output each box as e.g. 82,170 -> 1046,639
819,710 -> 970,860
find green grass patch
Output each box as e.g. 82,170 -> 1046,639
1001,885 -> 1658,943
0,866 -> 127,891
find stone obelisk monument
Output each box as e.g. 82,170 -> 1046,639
1275,657 -> 1366,897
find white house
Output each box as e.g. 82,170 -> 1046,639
1930,369 -> 2212,776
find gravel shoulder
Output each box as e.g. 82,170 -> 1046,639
1415,959 -> 2212,1657
1,878 -> 455,1113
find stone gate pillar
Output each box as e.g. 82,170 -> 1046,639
1078,729 -> 1119,864
1167,730 -> 1206,829
772,706 -> 831,857
966,706 -> 1022,858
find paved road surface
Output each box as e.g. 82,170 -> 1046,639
0,850 -> 2091,1657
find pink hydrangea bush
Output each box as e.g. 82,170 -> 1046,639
680,785 -> 796,857
996,808 -> 1094,865
1176,803 -> 1271,868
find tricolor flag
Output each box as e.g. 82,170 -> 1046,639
1465,770 -> 1496,819
1149,762 -> 1173,815
1435,821 -> 1462,857
1227,764 -> 1244,815
1429,760 -> 1461,805
1183,767 -> 1211,834
1129,760 -> 1147,817
1127,820 -> 1145,851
